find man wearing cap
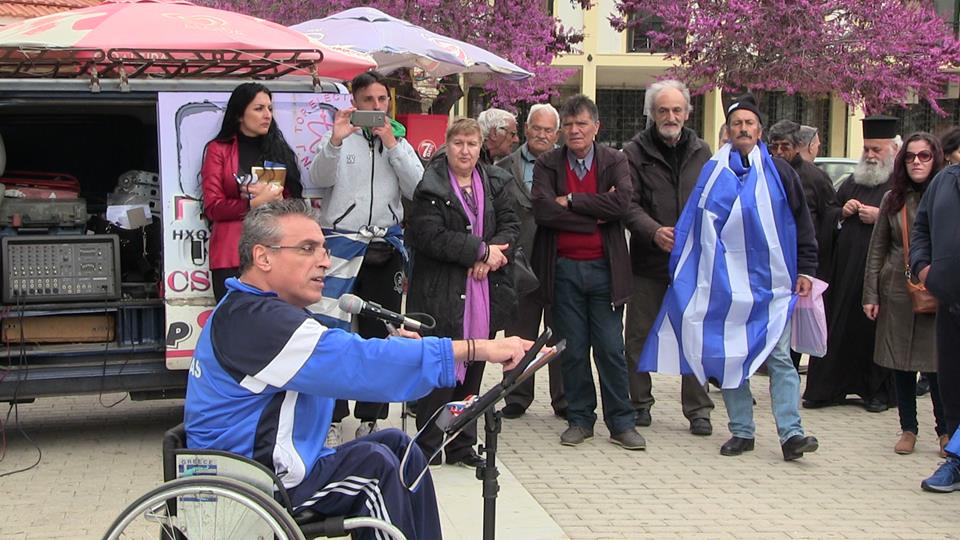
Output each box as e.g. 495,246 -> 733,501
637,94 -> 820,460
803,116 -> 899,412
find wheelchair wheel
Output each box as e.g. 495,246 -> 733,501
103,476 -> 304,540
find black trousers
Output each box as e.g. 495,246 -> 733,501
936,304 -> 960,436
892,370 -> 944,436
501,292 -> 566,413
415,361 -> 486,463
333,250 -> 405,422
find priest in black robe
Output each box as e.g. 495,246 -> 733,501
803,116 -> 899,411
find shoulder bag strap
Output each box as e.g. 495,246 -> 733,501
900,206 -> 913,280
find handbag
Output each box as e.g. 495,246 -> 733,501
900,208 -> 938,314
511,245 -> 540,296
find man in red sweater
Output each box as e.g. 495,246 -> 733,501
530,95 -> 645,450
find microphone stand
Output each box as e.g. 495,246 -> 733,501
478,408 -> 502,540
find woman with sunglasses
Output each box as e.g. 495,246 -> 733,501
862,132 -> 947,456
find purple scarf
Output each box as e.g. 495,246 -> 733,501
448,166 -> 490,382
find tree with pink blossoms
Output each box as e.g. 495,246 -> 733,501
196,0 -> 588,113
610,0 -> 960,115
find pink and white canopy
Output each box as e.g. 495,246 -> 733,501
0,0 -> 375,80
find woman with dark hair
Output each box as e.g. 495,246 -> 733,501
407,117 -> 519,467
863,131 -> 946,455
939,127 -> 960,165
202,82 -> 303,301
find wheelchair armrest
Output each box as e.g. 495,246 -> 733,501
298,515 -> 347,538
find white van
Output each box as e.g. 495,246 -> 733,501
0,77 -> 349,401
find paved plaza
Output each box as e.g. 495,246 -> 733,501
0,367 -> 956,539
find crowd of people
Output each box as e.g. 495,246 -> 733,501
183,71 -> 960,539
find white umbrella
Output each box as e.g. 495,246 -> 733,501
290,7 -> 532,80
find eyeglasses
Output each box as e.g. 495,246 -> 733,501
769,142 -> 794,151
266,243 -> 330,258
904,151 -> 933,163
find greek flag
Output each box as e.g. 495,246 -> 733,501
310,225 -> 407,330
637,143 -> 798,389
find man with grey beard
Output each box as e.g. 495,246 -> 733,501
803,116 -> 899,412
622,80 -> 714,435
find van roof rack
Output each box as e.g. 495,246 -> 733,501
0,47 -> 322,80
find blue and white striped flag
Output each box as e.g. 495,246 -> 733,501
310,225 -> 407,330
637,143 -> 798,389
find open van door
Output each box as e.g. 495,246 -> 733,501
157,90 -> 351,369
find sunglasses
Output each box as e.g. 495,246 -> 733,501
904,151 -> 933,163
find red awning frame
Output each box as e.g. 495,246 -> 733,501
0,47 -> 324,80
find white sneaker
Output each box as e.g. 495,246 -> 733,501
325,422 -> 342,447
355,420 -> 379,439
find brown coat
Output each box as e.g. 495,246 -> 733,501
862,191 -> 937,372
530,143 -> 633,306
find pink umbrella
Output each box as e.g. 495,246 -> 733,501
0,0 -> 375,80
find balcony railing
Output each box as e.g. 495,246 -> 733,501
627,18 -> 677,53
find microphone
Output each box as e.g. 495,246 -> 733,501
338,293 -> 426,331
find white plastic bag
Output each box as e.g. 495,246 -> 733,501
791,277 -> 829,357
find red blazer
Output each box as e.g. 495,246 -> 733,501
201,137 -> 292,270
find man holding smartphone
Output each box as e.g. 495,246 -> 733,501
307,70 -> 425,445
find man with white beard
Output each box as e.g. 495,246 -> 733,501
622,80 -> 715,435
803,116 -> 900,411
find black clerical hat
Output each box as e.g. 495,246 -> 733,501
725,94 -> 763,125
861,116 -> 898,139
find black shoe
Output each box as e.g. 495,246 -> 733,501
802,398 -> 842,409
635,408 -> 652,427
720,436 -> 755,456
447,450 -> 484,468
689,418 -> 713,436
916,377 -> 931,397
553,407 -> 568,419
781,434 -> 819,461
500,403 -> 526,419
864,398 -> 889,413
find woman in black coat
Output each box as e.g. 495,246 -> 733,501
407,117 -> 520,466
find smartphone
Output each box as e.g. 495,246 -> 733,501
350,110 -> 386,128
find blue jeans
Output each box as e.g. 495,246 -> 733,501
721,325 -> 804,443
552,258 -> 634,435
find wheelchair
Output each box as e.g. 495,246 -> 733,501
103,424 -> 407,540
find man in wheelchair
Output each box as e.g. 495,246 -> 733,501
184,200 -> 532,539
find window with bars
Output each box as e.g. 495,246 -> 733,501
626,15 -> 677,53
889,99 -> 960,139
757,91 -> 832,156
596,89 -> 705,148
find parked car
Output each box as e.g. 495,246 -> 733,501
815,157 -> 857,190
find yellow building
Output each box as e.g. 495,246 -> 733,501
547,0 -> 861,156
465,1 -> 960,158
